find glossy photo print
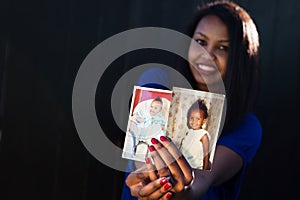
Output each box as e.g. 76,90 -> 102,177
122,86 -> 172,162
166,87 -> 225,170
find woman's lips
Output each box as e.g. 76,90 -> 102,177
194,63 -> 217,75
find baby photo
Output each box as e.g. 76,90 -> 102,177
122,85 -> 172,162
166,87 -> 225,170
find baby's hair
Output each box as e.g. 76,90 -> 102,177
153,97 -> 163,104
186,99 -> 209,128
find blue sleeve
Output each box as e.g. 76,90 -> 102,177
217,112 -> 262,164
121,172 -> 138,200
136,67 -> 170,87
201,112 -> 262,200
120,160 -> 138,200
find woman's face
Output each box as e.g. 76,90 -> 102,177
188,14 -> 229,91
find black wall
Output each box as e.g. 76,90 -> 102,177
0,0 -> 299,199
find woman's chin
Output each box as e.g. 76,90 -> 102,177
194,77 -> 224,92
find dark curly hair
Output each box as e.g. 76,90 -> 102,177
186,99 -> 208,129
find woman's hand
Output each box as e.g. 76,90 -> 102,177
125,135 -> 194,199
149,136 -> 194,193
148,136 -> 215,200
125,159 -> 174,199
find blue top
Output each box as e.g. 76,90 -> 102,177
199,112 -> 262,200
120,68 -> 262,200
120,113 -> 262,200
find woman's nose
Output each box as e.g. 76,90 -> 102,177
204,46 -> 216,60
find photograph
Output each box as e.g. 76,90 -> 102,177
1,0 -> 298,199
166,87 -> 225,170
122,85 -> 172,162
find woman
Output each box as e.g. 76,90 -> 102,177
122,1 -> 262,199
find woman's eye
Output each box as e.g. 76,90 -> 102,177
195,39 -> 206,45
218,45 -> 229,51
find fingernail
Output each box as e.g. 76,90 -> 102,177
160,177 -> 168,185
151,138 -> 159,144
164,182 -> 172,190
166,192 -> 173,199
148,145 -> 155,152
160,136 -> 168,142
165,176 -> 171,182
145,157 -> 151,164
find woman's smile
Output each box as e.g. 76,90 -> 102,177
193,63 -> 218,76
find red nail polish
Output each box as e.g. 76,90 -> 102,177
166,192 -> 172,199
148,145 -> 155,152
160,177 -> 168,185
160,136 -> 168,142
145,157 -> 150,164
164,182 -> 172,190
151,138 -> 159,144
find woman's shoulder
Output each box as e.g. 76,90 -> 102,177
245,112 -> 261,123
221,112 -> 262,137
227,112 -> 262,140
238,112 -> 262,134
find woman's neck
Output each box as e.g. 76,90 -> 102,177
197,83 -> 209,92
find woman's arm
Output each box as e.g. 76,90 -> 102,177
174,145 -> 243,199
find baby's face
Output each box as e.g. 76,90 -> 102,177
189,109 -> 206,130
149,100 -> 162,116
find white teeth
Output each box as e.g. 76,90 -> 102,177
197,64 -> 216,72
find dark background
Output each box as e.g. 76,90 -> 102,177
0,0 -> 299,199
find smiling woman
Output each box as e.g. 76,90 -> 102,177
122,1 -> 262,199
188,14 -> 229,91
0,0 -> 298,199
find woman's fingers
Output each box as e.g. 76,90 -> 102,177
133,177 -> 173,199
150,138 -> 186,191
149,136 -> 194,191
148,145 -> 170,177
159,136 -> 194,185
125,165 -> 148,187
126,165 -> 172,199
145,157 -> 158,181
